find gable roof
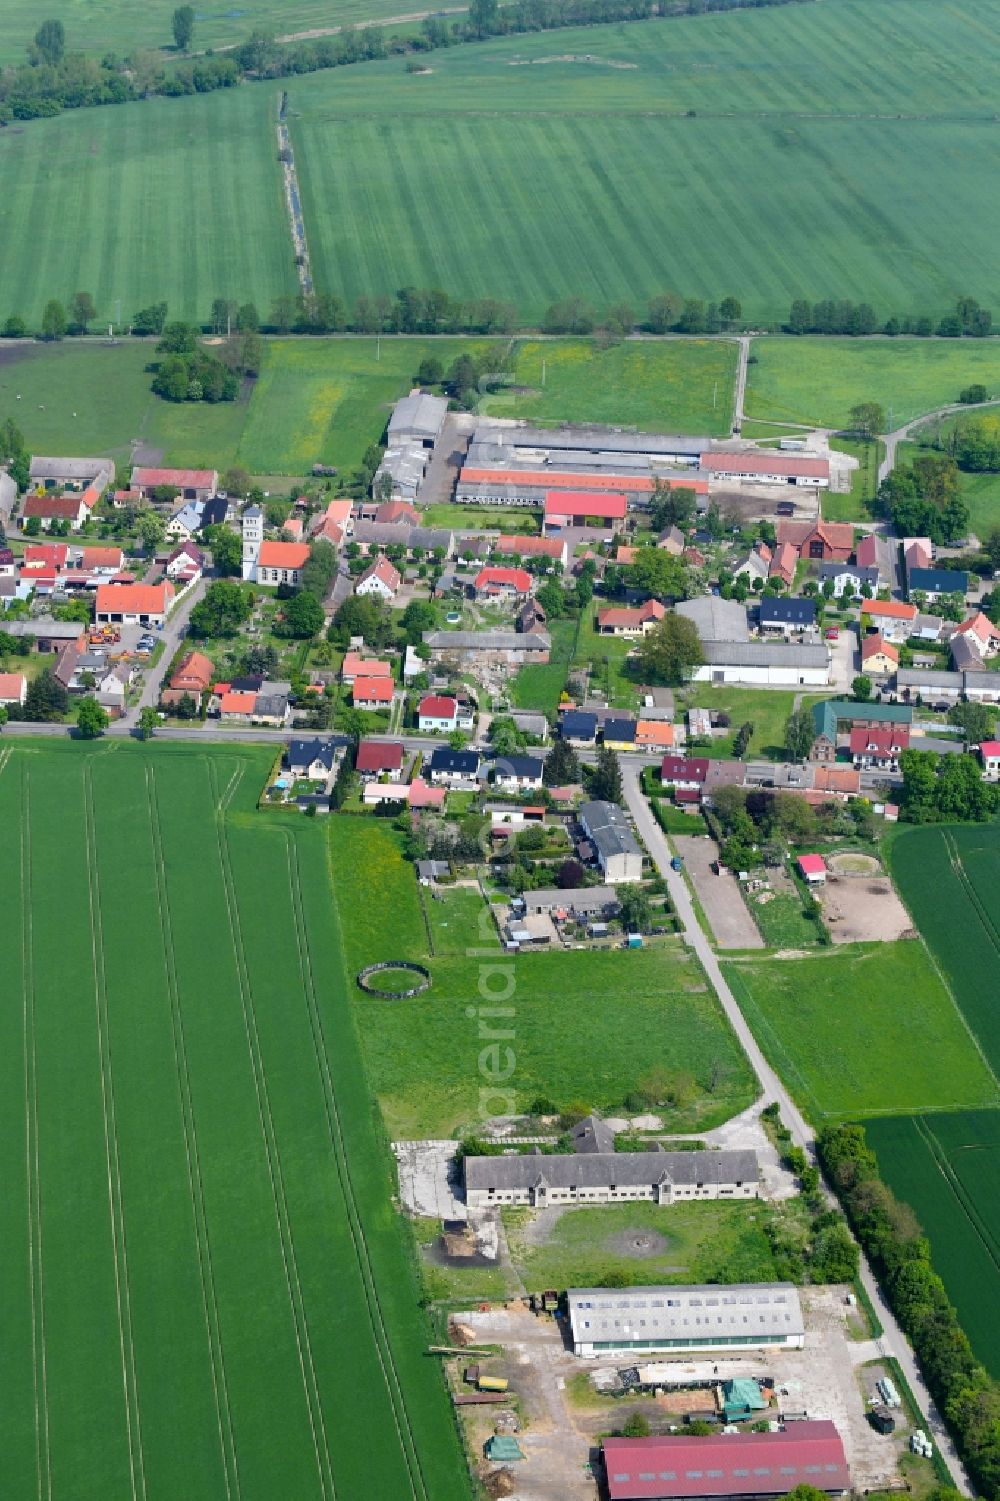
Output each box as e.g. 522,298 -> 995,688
862,598 -> 917,621
603,716 -> 637,743
475,565 -> 532,592
169,650 -> 214,691
358,554 -> 401,590
908,566 -> 968,594
812,697 -> 912,741
219,691 -> 257,715
798,854 -> 828,876
955,611 -> 1000,643
96,582 -> 173,615
769,541 -> 798,582
493,534 -> 566,560
560,709 -> 598,740
258,539 -> 310,570
356,738 -> 405,772
288,737 -> 337,771
603,1420 -> 848,1501
133,466 -> 216,489
849,725 -> 909,754
419,694 -> 457,719
428,746 -> 480,774
703,449 -> 830,479
598,600 -> 667,630
543,490 -> 628,520
23,494 -> 84,518
408,777 -> 447,809
353,675 -> 394,702
661,756 -> 709,783
861,633 -> 899,664
759,595 -> 816,625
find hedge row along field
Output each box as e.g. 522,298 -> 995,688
6,2 -> 1000,323
0,742 -> 467,1501
890,822 -> 1000,1078
865,1110 -> 1000,1380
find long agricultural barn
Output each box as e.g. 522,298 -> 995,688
455,468 -> 709,507
602,1421 -> 849,1501
688,640 -> 830,687
463,1147 -> 759,1209
567,1283 -> 805,1359
700,451 -> 830,487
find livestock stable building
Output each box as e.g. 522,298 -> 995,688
464,1148 -> 759,1211
568,1282 -> 804,1359
602,1421 -> 849,1501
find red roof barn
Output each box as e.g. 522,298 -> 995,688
603,1420 -> 849,1501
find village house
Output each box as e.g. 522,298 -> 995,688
952,611 -> 1000,658
30,455 -> 115,496
427,746 -> 481,786
849,725 -> 909,771
979,740 -> 1000,781
352,676 -> 394,711
908,565 -> 968,601
217,690 -> 258,723
600,716 -> 636,751
776,517 -> 853,561
340,652 -> 392,686
95,581 -> 174,627
165,501 -> 204,542
355,739 -> 404,780
596,599 -> 666,638
560,708 -> 598,745
660,756 -> 709,792
579,800 -> 642,883
657,524 -> 685,555
255,540 -> 310,588
860,598 -> 918,643
0,671 -> 27,706
21,493 -> 89,531
733,541 -> 771,587
253,683 -> 292,728
356,554 -> 402,601
758,596 -> 817,634
165,541 -> 206,583
634,719 -> 675,752
491,754 -> 544,792
809,699 -> 912,762
351,521 -> 454,558
904,537 -> 933,572
131,466 -> 217,502
768,541 -> 798,589
73,545 -> 124,575
861,632 -> 899,676
815,561 -> 880,597
473,565 -> 533,602
161,650 -> 214,707
417,693 -> 473,733
492,534 -> 569,569
287,738 -> 338,779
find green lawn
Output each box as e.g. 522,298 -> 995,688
723,942 -> 999,1122
680,688 -> 824,762
0,741 -> 468,1501
504,1199 -> 779,1292
896,433 -> 1000,541
746,890 -> 819,951
329,820 -> 757,1137
481,338 -> 736,436
574,613 -> 642,710
511,615 -> 579,715
822,437 -> 884,524
746,338 -> 1000,431
866,1109 -> 1000,1379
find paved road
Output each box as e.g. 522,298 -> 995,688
732,335 -> 750,431
621,761 -> 972,1495
120,578 -> 207,729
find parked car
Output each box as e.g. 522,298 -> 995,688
825,627 -> 839,640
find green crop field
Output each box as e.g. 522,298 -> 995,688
891,824 -> 1000,1078
0,0 -> 413,65
288,0 -> 1000,324
7,3 -> 1000,323
0,741 -> 468,1501
746,338 -> 1000,431
723,942 -> 999,1122
329,820 -> 757,1137
0,88 -> 295,329
866,1109 -> 1000,1379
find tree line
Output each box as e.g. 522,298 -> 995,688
819,1122 -> 1000,1500
786,295 -> 993,339
0,0 -> 809,125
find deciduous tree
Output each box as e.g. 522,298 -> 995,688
172,5 -> 195,51
76,696 -> 109,739
633,613 -> 703,687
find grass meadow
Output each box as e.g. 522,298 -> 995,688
328,819 -> 757,1137
0,336 -> 732,479
0,741 -> 468,1501
890,824 -> 1000,1078
896,434 -> 1000,541
746,338 -> 1000,431
504,1199 -> 779,1292
722,942 -> 999,1123
866,1109 -> 1000,1379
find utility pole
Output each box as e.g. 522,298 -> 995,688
376,336 -> 380,362
541,358 -> 546,387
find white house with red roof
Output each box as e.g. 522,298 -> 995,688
165,541 -> 206,583
701,450 -> 830,487
798,853 -> 828,884
352,676 -> 394,711
543,489 -> 628,534
22,493 -> 89,531
979,741 -> 1000,780
0,671 -> 27,706
418,693 -> 460,732
954,611 -> 1000,658
860,632 -> 899,675
602,1420 -> 847,1501
95,581 -> 174,626
356,738 -> 404,779
355,555 -> 401,600
341,652 -> 392,685
256,540 -> 310,587
849,725 -> 909,770
597,599 -> 666,638
659,755 -> 709,792
474,565 -> 533,601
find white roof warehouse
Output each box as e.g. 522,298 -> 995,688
567,1282 -> 805,1358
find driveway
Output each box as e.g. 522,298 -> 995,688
119,577 -> 207,728
828,627 -> 858,692
672,834 -> 762,949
